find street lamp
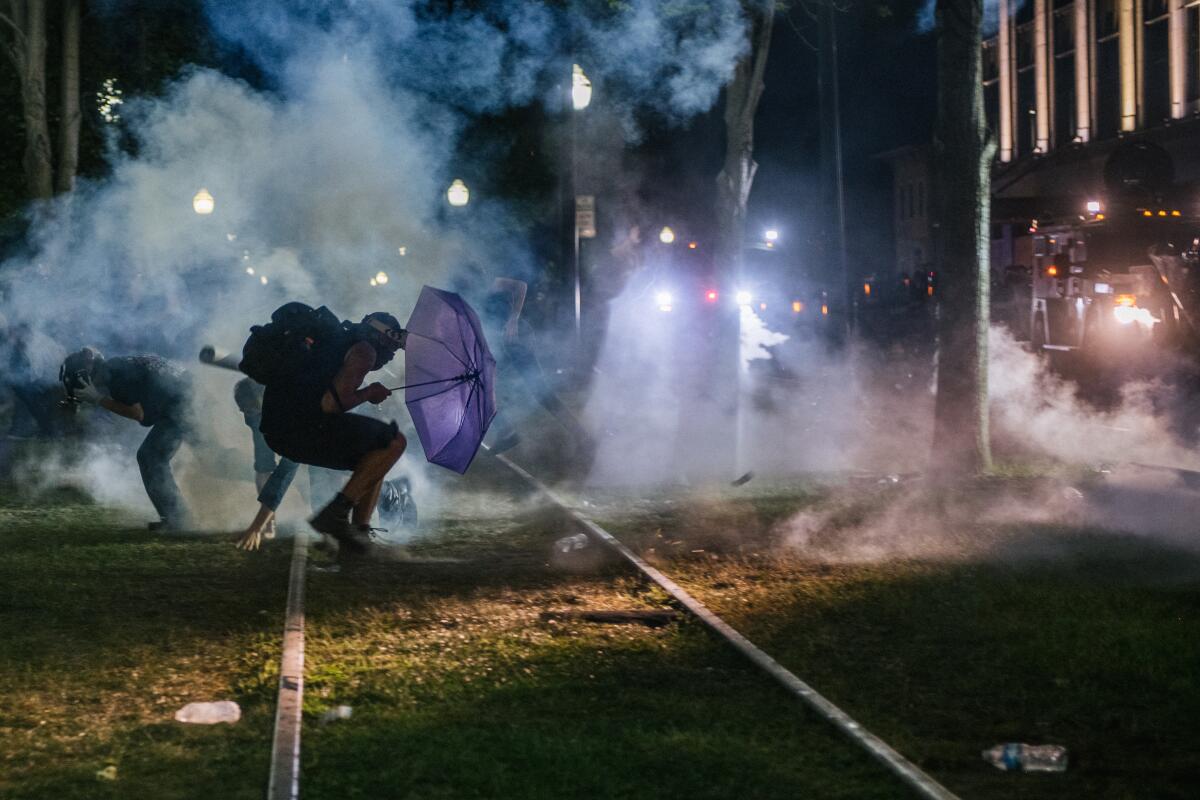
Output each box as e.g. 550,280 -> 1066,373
569,63 -> 595,342
572,64 -> 592,111
192,188 -> 214,215
446,178 -> 470,207
659,226 -> 676,245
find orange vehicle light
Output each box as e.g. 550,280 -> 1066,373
1143,210 -> 1153,217
1158,210 -> 1168,216
1114,293 -> 1137,307
1096,213 -> 1105,220
926,285 -> 934,297
1171,210 -> 1181,217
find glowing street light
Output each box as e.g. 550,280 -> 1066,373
764,228 -> 779,242
446,178 -> 470,207
658,226 -> 676,245
572,64 -> 593,111
192,188 -> 214,215
374,270 -> 389,285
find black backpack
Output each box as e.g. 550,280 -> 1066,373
239,302 -> 345,387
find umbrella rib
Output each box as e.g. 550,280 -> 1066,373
406,330 -> 471,371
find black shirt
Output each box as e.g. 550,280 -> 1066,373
105,355 -> 192,427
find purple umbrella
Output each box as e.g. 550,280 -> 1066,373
398,286 -> 497,474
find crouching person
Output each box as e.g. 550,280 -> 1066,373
259,312 -> 407,555
61,348 -> 195,530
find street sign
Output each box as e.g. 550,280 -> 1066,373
575,195 -> 596,239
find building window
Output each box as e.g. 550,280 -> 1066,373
1095,0 -> 1118,38
1144,16 -> 1170,124
1095,13 -> 1120,138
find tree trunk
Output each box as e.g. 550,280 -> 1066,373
56,0 -> 82,194
2,0 -> 55,200
715,1 -> 775,282
930,0 -> 996,475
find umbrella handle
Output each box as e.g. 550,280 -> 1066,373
388,369 -> 479,392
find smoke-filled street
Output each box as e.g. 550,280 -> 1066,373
3,1 -> 1200,799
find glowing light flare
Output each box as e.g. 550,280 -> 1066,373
192,188 -> 214,215
655,290 -> 673,312
658,226 -> 675,244
375,270 -> 389,285
759,302 -> 767,311
863,283 -> 871,296
259,275 -> 268,285
821,303 -> 829,315
447,178 -> 470,207
1158,210 -> 1168,216
926,285 -> 934,297
571,64 -> 593,110
764,228 -> 779,242
735,290 -> 753,306
1113,305 -> 1156,326
1114,293 -> 1138,307
1086,200 -> 1101,214
792,301 -> 803,313
245,267 -> 254,275
705,289 -> 719,303
1046,265 -> 1059,277
688,241 -> 698,250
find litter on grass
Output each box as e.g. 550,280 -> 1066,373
174,700 -> 241,724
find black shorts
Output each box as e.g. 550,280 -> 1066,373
264,413 -> 399,471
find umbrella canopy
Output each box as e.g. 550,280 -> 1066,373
403,286 -> 497,474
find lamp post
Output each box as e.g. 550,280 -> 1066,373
446,178 -> 470,207
571,64 -> 593,341
192,188 -> 214,215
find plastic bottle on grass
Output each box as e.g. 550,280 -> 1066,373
175,700 -> 241,725
555,533 -> 589,554
982,743 -> 1067,772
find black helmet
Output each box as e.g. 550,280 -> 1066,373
60,347 -> 104,396
360,312 -> 405,368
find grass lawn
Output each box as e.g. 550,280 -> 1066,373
4,469 -> 1198,799
594,476 -> 1200,799
0,488 -> 290,800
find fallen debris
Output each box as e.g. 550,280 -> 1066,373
539,609 -> 678,628
174,700 -> 241,724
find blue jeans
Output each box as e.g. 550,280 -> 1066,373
137,419 -> 191,526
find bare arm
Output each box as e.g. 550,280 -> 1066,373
321,341 -> 390,413
99,397 -> 145,422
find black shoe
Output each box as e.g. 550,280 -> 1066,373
309,503 -> 353,539
336,525 -> 381,557
148,517 -> 190,532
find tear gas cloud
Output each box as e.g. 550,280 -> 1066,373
0,0 -> 754,522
